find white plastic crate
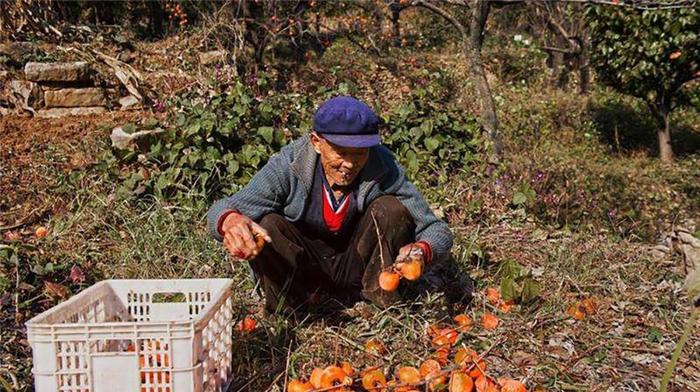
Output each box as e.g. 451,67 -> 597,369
26,279 -> 234,392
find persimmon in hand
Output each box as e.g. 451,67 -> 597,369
379,271 -> 400,292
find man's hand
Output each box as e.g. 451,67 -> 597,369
221,212 -> 272,260
393,243 -> 425,281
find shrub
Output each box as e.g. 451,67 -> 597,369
110,70 -> 481,206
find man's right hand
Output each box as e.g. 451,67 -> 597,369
220,212 -> 272,260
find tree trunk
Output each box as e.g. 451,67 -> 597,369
390,3 -> 402,47
147,0 -> 165,38
467,0 -> 501,163
578,35 -> 590,94
650,102 -> 674,162
658,110 -> 674,162
550,51 -> 563,88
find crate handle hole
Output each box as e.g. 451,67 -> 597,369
151,292 -> 187,303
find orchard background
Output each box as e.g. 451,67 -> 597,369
1,1 -> 699,391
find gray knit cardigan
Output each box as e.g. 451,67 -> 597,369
206,135 -> 454,262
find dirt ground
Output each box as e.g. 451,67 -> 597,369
0,111 -> 144,230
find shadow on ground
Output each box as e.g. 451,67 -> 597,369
589,100 -> 700,157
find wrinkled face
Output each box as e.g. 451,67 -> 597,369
310,132 -> 370,186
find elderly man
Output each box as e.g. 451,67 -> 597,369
207,96 -> 453,313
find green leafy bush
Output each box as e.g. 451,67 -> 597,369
111,70 -> 481,205
382,75 -> 481,186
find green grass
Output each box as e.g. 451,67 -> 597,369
2,73 -> 699,392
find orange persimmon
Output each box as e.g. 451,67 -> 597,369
498,378 -> 527,392
379,271 -> 401,292
449,371 -> 474,392
287,379 -> 313,392
454,314 -> 473,331
481,312 -> 499,330
396,366 -> 421,385
310,367 -> 324,388
485,287 -> 500,305
397,260 -> 422,281
365,338 -> 386,355
320,366 -> 352,391
361,369 -> 387,391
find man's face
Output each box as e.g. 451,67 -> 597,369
310,132 -> 370,186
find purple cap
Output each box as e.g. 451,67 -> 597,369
313,96 -> 380,148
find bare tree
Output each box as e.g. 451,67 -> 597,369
528,2 -> 590,93
413,0 -> 501,163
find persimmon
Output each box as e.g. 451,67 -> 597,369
339,361 -> 355,377
361,369 -> 387,391
475,376 -> 498,392
154,352 -> 170,367
453,314 -> 473,331
467,359 -> 487,379
439,327 -> 458,345
431,334 -> 451,348
419,359 -> 441,378
498,300 -> 514,313
420,359 -> 445,391
254,233 -> 266,252
396,366 -> 421,385
485,288 -> 500,305
320,366 -> 352,391
35,226 -> 48,238
567,303 -> 585,320
581,298 -> 598,314
287,379 -> 314,392
379,271 -> 400,292
365,338 -> 386,355
498,378 -> 527,392
397,260 -> 422,281
481,312 -> 499,330
454,348 -> 474,369
426,323 -> 441,337
434,346 -> 450,365
449,371 -> 474,392
310,367 -> 324,388
237,316 -> 257,332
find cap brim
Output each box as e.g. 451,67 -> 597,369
321,133 -> 381,148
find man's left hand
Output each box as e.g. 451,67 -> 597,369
393,243 -> 426,280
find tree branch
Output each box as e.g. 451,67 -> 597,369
414,0 -> 468,40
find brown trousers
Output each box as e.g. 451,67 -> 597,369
248,196 -> 415,313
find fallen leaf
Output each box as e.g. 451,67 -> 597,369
43,281 -> 70,300
70,265 -> 86,284
365,339 -> 386,355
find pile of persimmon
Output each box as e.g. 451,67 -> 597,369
286,312 -> 530,392
126,340 -> 171,391
378,256 -> 423,292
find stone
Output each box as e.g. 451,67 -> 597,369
44,88 -> 106,108
110,126 -> 165,150
650,245 -> 670,261
24,61 -> 91,82
198,50 -> 227,65
678,231 -> 700,248
9,80 -> 42,110
36,106 -> 106,118
119,95 -> 140,109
